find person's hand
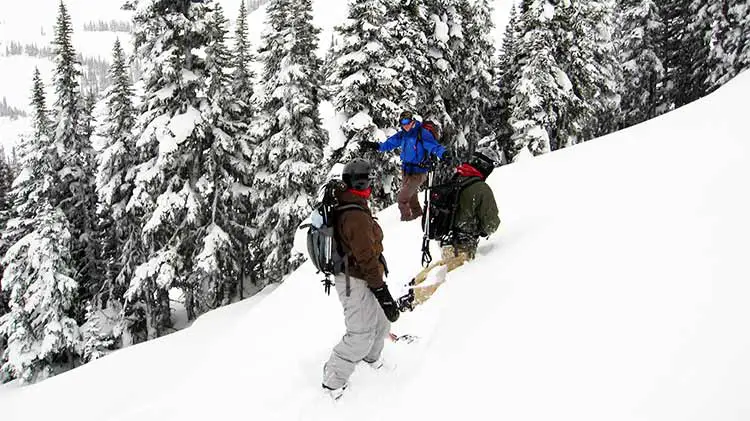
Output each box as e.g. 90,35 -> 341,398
370,284 -> 400,322
440,150 -> 456,166
359,141 -> 380,152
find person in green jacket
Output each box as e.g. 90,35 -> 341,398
406,148 -> 501,308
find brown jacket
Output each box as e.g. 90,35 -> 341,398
335,190 -> 386,289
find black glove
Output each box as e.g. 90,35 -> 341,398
440,150 -> 455,166
360,141 -> 380,152
370,284 -> 400,322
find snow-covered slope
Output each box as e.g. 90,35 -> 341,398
2,63 -> 749,420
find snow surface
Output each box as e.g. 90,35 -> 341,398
2,67 -> 750,420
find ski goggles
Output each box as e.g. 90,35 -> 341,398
399,118 -> 413,126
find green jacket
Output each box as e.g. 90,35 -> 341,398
452,177 -> 500,245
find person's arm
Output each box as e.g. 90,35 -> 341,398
477,183 -> 500,236
339,211 -> 385,289
379,131 -> 403,152
420,127 -> 446,158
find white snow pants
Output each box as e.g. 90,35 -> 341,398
323,275 -> 390,390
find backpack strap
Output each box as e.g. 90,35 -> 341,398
416,127 -> 427,167
447,177 -> 483,246
334,204 -> 367,297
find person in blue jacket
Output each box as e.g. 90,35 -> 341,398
361,110 -> 452,221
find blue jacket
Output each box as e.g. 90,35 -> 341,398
379,121 -> 446,174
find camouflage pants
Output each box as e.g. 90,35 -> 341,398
412,245 -> 475,306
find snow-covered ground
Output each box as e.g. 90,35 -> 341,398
2,64 -> 749,421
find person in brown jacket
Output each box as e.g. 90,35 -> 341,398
322,158 -> 399,400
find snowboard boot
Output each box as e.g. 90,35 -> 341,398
397,279 -> 416,312
363,357 -> 384,370
322,383 -> 347,400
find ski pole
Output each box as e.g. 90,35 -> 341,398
421,169 -> 434,267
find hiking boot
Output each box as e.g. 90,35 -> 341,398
322,383 -> 347,400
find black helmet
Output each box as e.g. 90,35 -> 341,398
469,148 -> 501,177
342,158 -> 373,190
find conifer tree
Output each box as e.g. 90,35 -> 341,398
687,0 -> 713,99
49,0 -> 98,321
330,0 -> 401,209
123,0 -> 214,340
186,4 -> 255,316
89,38 -> 136,356
0,65 -> 81,383
386,0 -> 431,111
661,0 -> 696,108
251,0 -> 326,282
0,151 -> 13,324
0,205 -> 79,383
422,0 -> 463,144
1,69 -> 51,256
453,0 -> 498,152
494,4 -> 520,158
556,0 -> 620,142
508,0 -> 573,158
233,0 -> 255,111
230,0 -> 260,296
707,0 -> 750,88
617,0 -> 665,127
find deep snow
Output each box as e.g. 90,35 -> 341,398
1,68 -> 749,421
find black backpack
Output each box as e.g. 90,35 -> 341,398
423,175 -> 483,243
302,179 -> 366,294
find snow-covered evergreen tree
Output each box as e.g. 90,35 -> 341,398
232,0 -> 255,111
421,0 -> 463,144
452,0 -> 498,153
123,0 -> 214,340
96,38 -> 135,293
49,0 -> 98,321
508,0 -> 573,158
89,38 -> 136,356
707,0 -> 750,88
385,0 -> 431,111
0,64 -> 82,382
0,205 -> 80,383
0,151 -> 13,325
662,0 -> 697,108
687,0 -> 713,98
186,3 -> 255,316
1,69 -> 51,259
330,0 -> 401,208
230,0 -> 260,296
493,4 -> 520,158
556,0 -> 620,141
251,0 -> 326,282
617,0 -> 665,127
0,153 -> 15,259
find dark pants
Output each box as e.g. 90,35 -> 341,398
398,171 -> 428,221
